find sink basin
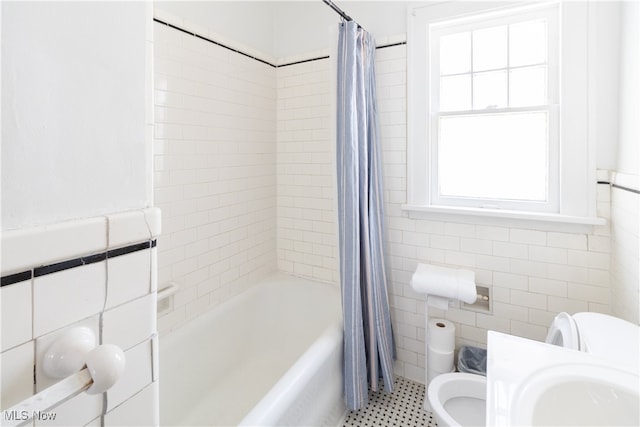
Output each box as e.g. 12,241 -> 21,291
511,363 -> 640,426
487,331 -> 640,427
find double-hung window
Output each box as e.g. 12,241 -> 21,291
431,7 -> 558,212
408,2 -> 601,224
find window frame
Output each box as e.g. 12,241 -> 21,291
406,1 -> 601,225
428,6 -> 560,213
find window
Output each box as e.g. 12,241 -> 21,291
407,2 -> 600,224
431,9 -> 558,212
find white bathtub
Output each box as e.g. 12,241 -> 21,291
159,272 -> 346,426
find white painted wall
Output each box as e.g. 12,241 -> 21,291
272,1 -> 411,58
616,0 -> 640,176
589,1 -> 621,171
154,1 -> 276,57
2,2 -> 150,230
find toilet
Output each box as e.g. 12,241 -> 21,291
427,312 -> 640,427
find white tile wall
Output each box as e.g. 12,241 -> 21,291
151,20 -> 635,397
105,250 -> 151,309
276,55 -> 338,283
35,390 -> 102,427
33,262 -> 106,338
377,45 -> 616,381
274,43 -> 618,384
103,382 -> 159,427
610,175 -> 640,324
106,340 -> 154,411
153,21 -> 278,334
0,279 -> 32,351
0,208 -> 160,425
103,294 -> 156,351
0,341 -> 34,409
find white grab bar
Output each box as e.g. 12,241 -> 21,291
2,369 -> 92,427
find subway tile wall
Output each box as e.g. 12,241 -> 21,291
276,54 -> 338,283
153,20 -> 278,334
372,44 -> 612,382
0,208 -> 161,426
610,176 -> 640,324
152,19 -> 627,386
275,43 -> 615,383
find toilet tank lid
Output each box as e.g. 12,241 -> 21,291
573,312 -> 639,371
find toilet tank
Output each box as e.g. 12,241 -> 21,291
573,312 -> 639,371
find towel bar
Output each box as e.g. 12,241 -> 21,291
2,369 -> 92,427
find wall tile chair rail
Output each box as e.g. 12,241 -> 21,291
1,241 -> 157,287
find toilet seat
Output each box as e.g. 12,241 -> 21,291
545,312 -> 583,351
427,373 -> 486,427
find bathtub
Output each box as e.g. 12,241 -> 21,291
159,272 -> 346,426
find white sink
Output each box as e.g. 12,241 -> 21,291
487,331 -> 640,427
510,363 -> 639,426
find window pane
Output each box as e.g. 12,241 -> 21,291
473,71 -> 507,109
440,32 -> 471,75
510,66 -> 546,107
510,20 -> 547,67
440,75 -> 471,111
438,112 -> 548,201
473,25 -> 507,71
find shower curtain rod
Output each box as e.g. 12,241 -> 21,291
322,0 -> 353,22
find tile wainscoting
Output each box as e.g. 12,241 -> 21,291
1,208 -> 161,426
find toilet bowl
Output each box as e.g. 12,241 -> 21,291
427,312 -> 639,427
428,373 -> 486,427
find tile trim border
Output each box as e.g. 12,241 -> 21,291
1,207 -> 161,276
0,271 -> 33,287
1,240 -> 157,287
154,17 -> 407,69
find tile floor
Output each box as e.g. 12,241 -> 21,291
342,377 -> 437,427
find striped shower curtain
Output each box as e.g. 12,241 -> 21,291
336,21 -> 396,411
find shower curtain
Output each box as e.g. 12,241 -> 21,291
336,21 -> 395,411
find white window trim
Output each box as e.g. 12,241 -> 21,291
406,1 -> 603,228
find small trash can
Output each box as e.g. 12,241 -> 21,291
457,345 -> 487,376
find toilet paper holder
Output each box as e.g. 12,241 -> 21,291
463,286 -> 492,313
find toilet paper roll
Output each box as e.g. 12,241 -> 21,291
410,263 -> 477,304
427,347 -> 454,374
427,318 -> 455,352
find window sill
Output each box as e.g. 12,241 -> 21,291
401,204 -> 606,232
